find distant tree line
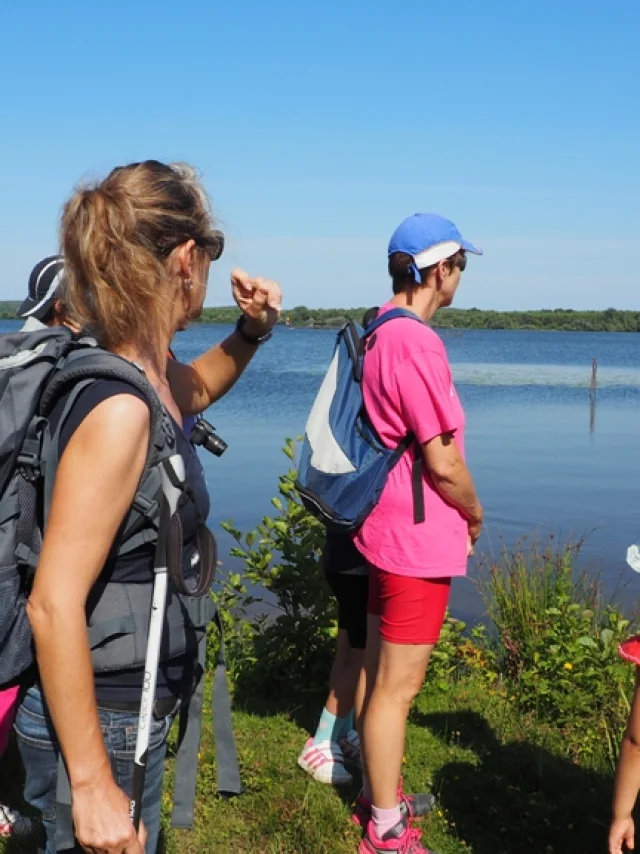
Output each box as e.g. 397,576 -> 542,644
3,302 -> 640,332
432,307 -> 640,332
199,305 -> 640,332
433,308 -> 640,332
235,305 -> 640,333
0,302 -> 20,319
197,306 -> 370,327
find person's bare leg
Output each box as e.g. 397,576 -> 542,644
362,641 -> 434,809
299,629 -> 362,785
324,630 -> 365,719
356,614 -> 381,789
355,615 -> 380,726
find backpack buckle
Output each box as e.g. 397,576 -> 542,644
17,422 -> 45,481
16,441 -> 42,481
17,453 -> 40,479
15,542 -> 40,569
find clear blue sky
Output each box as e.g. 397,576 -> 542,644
1,0 -> 638,310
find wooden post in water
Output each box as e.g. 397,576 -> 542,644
589,357 -> 598,434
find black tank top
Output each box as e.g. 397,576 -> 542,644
48,379 -> 210,703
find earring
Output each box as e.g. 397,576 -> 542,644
184,279 -> 193,291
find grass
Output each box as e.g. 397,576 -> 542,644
1,675 -> 612,854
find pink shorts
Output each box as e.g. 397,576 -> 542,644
368,566 -> 451,645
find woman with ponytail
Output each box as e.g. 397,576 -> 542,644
13,161 -> 281,854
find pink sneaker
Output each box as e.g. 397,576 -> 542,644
297,737 -> 352,785
352,787 -> 436,828
338,728 -> 362,768
358,816 -> 437,853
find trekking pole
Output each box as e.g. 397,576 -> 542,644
129,454 -> 185,832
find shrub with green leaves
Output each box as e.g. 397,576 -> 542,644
477,537 -> 635,763
214,439 -> 337,702
429,618 -> 498,691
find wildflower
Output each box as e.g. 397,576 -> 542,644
563,662 -> 573,671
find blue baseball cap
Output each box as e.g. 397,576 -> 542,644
388,213 -> 482,283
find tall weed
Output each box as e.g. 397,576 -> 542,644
477,537 -> 635,763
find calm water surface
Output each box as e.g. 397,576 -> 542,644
175,324 -> 640,621
7,320 -> 640,620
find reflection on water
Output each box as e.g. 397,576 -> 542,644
452,362 -> 640,388
590,358 -> 598,436
589,392 -> 597,436
274,360 -> 640,388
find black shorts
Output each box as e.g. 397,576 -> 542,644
325,571 -> 369,649
323,532 -> 369,650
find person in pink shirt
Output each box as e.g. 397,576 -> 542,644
354,213 -> 484,854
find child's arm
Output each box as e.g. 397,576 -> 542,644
610,667 -> 640,853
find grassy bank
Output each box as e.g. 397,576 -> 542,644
0,673 -> 614,854
164,673 -> 617,854
164,678 -> 614,854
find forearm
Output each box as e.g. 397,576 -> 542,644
28,601 -> 110,787
613,736 -> 640,819
429,459 -> 482,521
190,330 -> 259,409
169,326 -> 262,416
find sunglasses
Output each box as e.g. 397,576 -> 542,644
200,230 -> 225,262
159,230 -> 225,262
454,251 -> 467,272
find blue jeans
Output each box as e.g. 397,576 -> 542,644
14,686 -> 172,854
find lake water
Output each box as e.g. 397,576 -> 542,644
6,320 -> 640,621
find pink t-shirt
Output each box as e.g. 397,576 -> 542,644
354,302 -> 468,578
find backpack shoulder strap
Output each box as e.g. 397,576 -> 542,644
39,348 -> 170,460
38,347 -> 176,540
363,307 -> 425,338
362,309 -> 427,525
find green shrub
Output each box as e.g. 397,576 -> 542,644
429,618 -> 498,691
477,537 -> 635,763
214,440 -> 337,703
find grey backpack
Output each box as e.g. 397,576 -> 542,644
0,325 -> 177,685
0,325 -> 241,837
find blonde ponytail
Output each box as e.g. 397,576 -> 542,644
60,160 -> 223,361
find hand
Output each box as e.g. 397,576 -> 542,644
468,506 -> 483,544
72,775 -> 146,854
467,535 -> 475,557
231,268 -> 282,336
610,816 -> 635,854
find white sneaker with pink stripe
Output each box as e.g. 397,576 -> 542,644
297,737 -> 353,785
